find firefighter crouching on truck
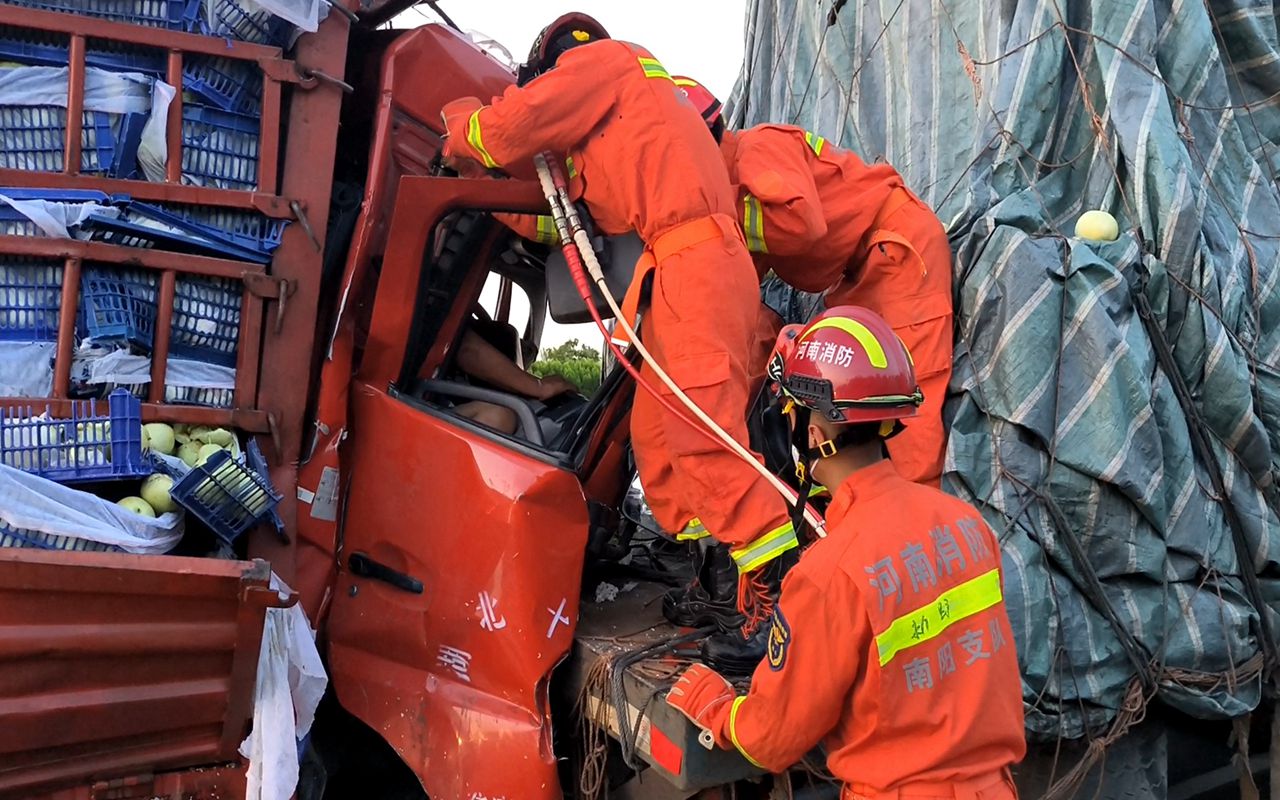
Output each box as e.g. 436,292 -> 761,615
439,13 -> 802,665
667,306 -> 1025,799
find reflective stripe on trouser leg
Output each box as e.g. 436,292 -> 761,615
730,521 -> 799,572
677,517 -> 710,541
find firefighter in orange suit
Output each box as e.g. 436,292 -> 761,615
676,77 -> 954,487
440,16 -> 798,618
667,306 -> 1025,798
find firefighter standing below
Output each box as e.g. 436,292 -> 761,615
677,77 -> 954,488
668,306 -> 1025,798
440,14 -> 799,647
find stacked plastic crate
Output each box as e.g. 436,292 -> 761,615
0,0 -> 297,552
0,0 -> 290,407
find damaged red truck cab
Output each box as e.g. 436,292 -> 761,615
0,10 -> 749,798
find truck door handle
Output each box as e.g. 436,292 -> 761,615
348,552 -> 424,594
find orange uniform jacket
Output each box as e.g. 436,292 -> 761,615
722,125 -> 954,487
716,460 -> 1025,792
442,42 -> 798,568
443,40 -> 737,240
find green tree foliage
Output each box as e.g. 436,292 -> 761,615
531,338 -> 602,395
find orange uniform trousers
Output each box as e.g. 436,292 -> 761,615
826,188 -> 953,487
630,215 -> 795,563
844,770 -> 1017,800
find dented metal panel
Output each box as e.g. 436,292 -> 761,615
0,550 -> 290,799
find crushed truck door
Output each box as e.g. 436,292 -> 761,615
326,176 -> 588,800
0,550 -> 289,798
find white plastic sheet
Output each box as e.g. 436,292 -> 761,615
0,463 -> 183,554
241,0 -> 324,33
0,193 -> 119,239
240,574 -> 327,800
0,65 -> 174,179
137,78 -> 175,183
0,65 -> 152,114
77,346 -> 237,392
0,342 -> 54,397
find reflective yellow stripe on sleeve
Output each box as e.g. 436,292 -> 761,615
565,156 -> 579,179
803,130 -> 826,156
730,521 -> 798,572
875,568 -> 1003,666
533,215 -> 559,245
728,696 -> 766,769
466,109 -> 500,169
742,193 -> 767,254
638,56 -> 672,81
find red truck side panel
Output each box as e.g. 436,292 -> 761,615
327,390 -> 588,799
295,25 -> 521,623
323,174 -> 584,797
0,552 -> 289,797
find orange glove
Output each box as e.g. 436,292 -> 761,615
440,96 -> 485,166
666,663 -> 736,748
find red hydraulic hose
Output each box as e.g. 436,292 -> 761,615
541,182 -> 728,454
533,152 -> 826,537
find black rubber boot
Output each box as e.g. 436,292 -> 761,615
699,549 -> 800,676
701,621 -> 769,676
662,543 -> 744,631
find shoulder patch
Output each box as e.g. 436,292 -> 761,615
767,606 -> 792,671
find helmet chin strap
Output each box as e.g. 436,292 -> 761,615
787,404 -> 824,535
786,405 -> 899,534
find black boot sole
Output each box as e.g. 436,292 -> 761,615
661,591 -> 745,632
701,644 -> 767,677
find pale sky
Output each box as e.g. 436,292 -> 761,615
396,1 -> 749,352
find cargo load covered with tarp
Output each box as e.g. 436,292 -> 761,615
730,0 -> 1280,744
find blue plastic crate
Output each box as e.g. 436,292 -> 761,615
81,201 -> 272,263
171,274 -> 241,366
169,204 -> 285,257
0,188 -> 112,204
0,258 -> 63,342
245,438 -> 283,537
0,107 -> 122,175
184,54 -> 262,115
79,267 -> 157,350
104,378 -> 234,408
0,520 -> 121,552
0,29 -> 165,74
111,112 -> 148,179
181,104 -> 259,191
166,385 -> 233,407
78,267 -> 240,366
0,188 -> 115,237
5,0 -> 188,29
0,205 -> 43,238
171,448 -> 280,544
0,389 -> 149,483
185,0 -> 293,47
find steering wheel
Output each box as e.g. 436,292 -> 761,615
531,391 -> 591,450
414,379 -> 547,446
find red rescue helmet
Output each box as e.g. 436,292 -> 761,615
518,12 -> 610,84
672,75 -> 722,129
769,305 -> 922,426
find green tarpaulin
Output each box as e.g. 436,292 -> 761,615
732,0 -> 1280,742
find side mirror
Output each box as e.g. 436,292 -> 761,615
545,233 -> 644,324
